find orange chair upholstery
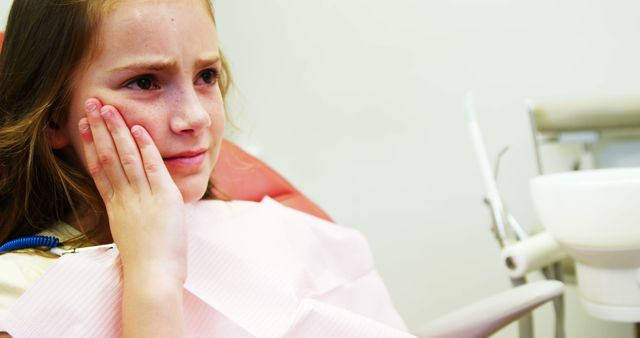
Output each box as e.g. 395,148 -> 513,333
212,140 -> 332,221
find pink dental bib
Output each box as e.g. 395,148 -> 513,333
2,198 -> 412,338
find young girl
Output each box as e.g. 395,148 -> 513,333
0,0 -> 408,336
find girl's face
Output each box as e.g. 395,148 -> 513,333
62,0 -> 225,203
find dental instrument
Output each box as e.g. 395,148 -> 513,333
466,93 -> 509,247
465,92 -> 529,245
466,93 -> 566,338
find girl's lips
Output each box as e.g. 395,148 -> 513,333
163,151 -> 206,167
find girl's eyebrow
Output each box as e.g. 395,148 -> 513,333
194,52 -> 221,69
110,57 -> 177,73
110,53 -> 221,73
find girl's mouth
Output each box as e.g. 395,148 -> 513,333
163,150 -> 206,167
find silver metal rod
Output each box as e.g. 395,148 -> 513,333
526,100 -> 544,175
511,277 -> 534,338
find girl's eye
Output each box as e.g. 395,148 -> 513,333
125,75 -> 159,90
196,69 -> 219,86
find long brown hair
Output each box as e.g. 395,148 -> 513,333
0,0 -> 231,245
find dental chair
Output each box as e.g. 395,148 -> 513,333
212,140 -> 332,222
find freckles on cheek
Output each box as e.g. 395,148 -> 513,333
110,104 -> 144,128
116,109 -> 160,143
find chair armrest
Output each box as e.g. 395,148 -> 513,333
415,280 -> 564,338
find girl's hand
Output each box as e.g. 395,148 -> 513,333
78,98 -> 186,277
78,98 -> 187,336
79,99 -> 186,272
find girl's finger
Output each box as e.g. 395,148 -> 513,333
100,105 -> 149,191
78,117 -> 114,201
130,125 -> 175,193
85,99 -> 130,192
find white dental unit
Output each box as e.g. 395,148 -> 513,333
468,95 -> 640,338
529,97 -> 640,323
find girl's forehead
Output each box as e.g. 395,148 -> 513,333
72,1 -> 218,82
97,0 -> 210,18
102,0 -> 212,27
95,0 -> 218,62
99,0 -> 213,36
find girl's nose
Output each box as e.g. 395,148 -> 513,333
169,89 -> 211,135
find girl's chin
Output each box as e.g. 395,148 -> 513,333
175,177 -> 211,203
180,187 -> 208,203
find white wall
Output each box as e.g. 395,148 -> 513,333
0,1 -> 10,30
1,1 -> 636,337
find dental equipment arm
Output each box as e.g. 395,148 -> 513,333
466,93 -> 530,244
466,94 -> 510,245
466,93 -> 568,338
414,281 -> 564,338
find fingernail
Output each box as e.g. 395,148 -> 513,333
100,106 -> 112,118
78,120 -> 89,133
85,101 -> 97,113
131,126 -> 142,137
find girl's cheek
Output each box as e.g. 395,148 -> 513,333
106,99 -> 145,126
119,107 -> 161,141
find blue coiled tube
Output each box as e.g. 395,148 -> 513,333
0,235 -> 60,253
